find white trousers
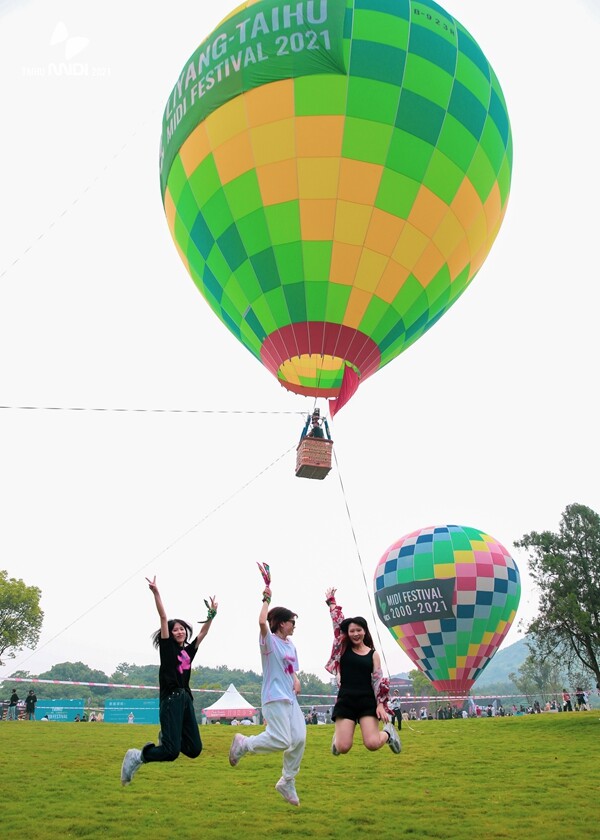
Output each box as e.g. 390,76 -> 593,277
244,699 -> 306,780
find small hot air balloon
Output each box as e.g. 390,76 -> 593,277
373,525 -> 520,694
160,0 -> 512,416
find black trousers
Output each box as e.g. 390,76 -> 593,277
142,690 -> 202,763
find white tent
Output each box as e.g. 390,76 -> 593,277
202,683 -> 258,720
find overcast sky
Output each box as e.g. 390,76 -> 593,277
1,0 -> 599,688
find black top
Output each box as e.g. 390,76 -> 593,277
338,647 -> 374,698
158,637 -> 197,700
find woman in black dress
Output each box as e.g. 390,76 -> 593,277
325,587 -> 401,756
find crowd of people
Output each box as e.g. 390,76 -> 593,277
377,693 -> 596,721
304,707 -> 331,725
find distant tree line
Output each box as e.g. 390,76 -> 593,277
0,660 -> 334,711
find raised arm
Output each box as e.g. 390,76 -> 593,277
146,576 -> 169,639
259,585 -> 271,638
324,586 -> 345,676
194,596 -> 218,648
325,587 -> 344,633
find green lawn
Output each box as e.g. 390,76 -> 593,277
2,713 -> 597,839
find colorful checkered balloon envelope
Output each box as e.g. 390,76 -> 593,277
160,0 -> 512,413
373,525 -> 521,693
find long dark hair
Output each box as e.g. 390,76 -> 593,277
339,616 -> 375,654
267,606 -> 297,634
151,618 -> 194,648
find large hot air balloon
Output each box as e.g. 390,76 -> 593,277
373,525 -> 520,694
160,0 -> 512,414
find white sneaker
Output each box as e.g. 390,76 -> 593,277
275,777 -> 299,806
228,733 -> 246,767
121,748 -> 143,785
383,722 -> 402,754
331,734 -> 340,756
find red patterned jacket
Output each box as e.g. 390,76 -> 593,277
325,596 -> 390,712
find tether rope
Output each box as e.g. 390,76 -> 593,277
0,117 -> 151,282
0,405 -> 306,415
332,446 -> 392,678
3,442 -> 296,673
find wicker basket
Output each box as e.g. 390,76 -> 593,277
295,437 -> 333,480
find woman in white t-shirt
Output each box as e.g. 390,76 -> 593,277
228,581 -> 306,807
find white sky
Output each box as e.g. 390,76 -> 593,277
1,0 -> 599,686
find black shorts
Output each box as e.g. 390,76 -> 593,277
332,692 -> 377,723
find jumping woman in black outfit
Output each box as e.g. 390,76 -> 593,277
120,576 -> 218,785
324,587 -> 401,756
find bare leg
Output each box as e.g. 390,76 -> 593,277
358,716 -> 388,751
333,718 -> 356,754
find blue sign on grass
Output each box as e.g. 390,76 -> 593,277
36,699 -> 84,721
104,698 -> 159,724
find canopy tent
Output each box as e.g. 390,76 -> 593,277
202,683 -> 258,720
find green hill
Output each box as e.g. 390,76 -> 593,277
477,637 -> 529,686
391,637 -> 530,696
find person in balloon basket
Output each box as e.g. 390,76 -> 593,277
120,576 -> 218,786
324,587 -> 401,757
300,408 -> 330,441
307,408 -> 325,438
228,581 -> 306,807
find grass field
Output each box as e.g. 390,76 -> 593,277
1,713 -> 597,840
